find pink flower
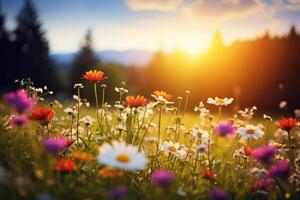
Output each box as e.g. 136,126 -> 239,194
151,170 -> 174,188
268,160 -> 291,178
252,145 -> 276,164
43,136 -> 73,154
214,120 -> 236,137
3,90 -> 35,113
8,115 -> 28,128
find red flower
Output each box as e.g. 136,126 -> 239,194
30,107 -> 54,125
82,70 -> 107,82
54,158 -> 75,174
202,168 -> 214,179
125,95 -> 147,107
243,145 -> 252,156
278,117 -> 297,132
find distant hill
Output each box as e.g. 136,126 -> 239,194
52,50 -> 154,68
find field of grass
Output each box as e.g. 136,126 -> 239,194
0,80 -> 300,200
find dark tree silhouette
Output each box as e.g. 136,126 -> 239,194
0,1 -> 16,91
13,0 -> 62,91
70,29 -> 101,99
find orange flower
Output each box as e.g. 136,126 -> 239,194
30,107 -> 54,125
98,167 -> 123,178
153,90 -> 172,100
278,117 -> 297,132
201,168 -> 214,179
126,95 -> 147,107
82,70 -> 107,82
71,151 -> 94,161
54,158 -> 75,174
243,145 -> 252,156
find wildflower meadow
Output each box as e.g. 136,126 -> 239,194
0,70 -> 300,200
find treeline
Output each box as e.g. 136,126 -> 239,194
0,0 -> 126,103
130,28 -> 300,112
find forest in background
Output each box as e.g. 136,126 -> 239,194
1,0 -> 300,112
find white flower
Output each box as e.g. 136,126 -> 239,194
207,97 -> 234,106
80,116 -> 95,126
74,83 -> 84,89
151,95 -> 174,106
194,102 -> 210,117
196,144 -> 208,153
294,109 -> 300,118
64,107 -> 76,115
97,141 -> 146,171
263,114 -> 273,121
161,141 -> 180,154
239,125 -> 264,139
279,101 -> 287,109
191,128 -> 209,142
177,188 -> 187,196
161,141 -> 186,159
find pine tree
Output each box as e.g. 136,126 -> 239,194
13,0 -> 62,90
0,1 -> 15,91
70,29 -> 101,99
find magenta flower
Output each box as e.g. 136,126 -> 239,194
42,136 -> 73,154
208,188 -> 227,200
151,170 -> 174,188
268,160 -> 291,178
3,90 -> 35,113
108,186 -> 128,200
252,145 -> 276,164
214,120 -> 236,137
253,177 -> 273,191
8,115 -> 28,128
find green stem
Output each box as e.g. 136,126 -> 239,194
138,111 -> 158,150
76,88 -> 80,142
287,131 -> 295,168
94,83 -> 101,128
156,107 -> 162,155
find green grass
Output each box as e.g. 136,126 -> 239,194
0,102 -> 299,200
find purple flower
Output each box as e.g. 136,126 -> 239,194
42,137 -> 73,154
108,186 -> 128,200
252,145 -> 276,163
3,90 -> 35,113
8,115 -> 28,128
253,177 -> 273,191
268,160 -> 291,178
214,120 -> 236,137
151,170 -> 174,188
208,188 -> 227,200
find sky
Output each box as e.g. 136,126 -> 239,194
1,0 -> 300,53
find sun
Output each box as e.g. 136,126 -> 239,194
181,39 -> 209,55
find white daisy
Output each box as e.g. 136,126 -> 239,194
239,125 -> 264,139
97,141 -> 146,171
161,141 -> 180,155
207,97 -> 234,106
191,128 -> 209,142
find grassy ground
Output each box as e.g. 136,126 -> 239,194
0,101 -> 299,200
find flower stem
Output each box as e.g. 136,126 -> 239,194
94,83 -> 101,128
156,106 -> 162,155
287,130 -> 295,168
76,88 -> 80,142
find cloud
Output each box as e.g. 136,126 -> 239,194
181,0 -> 262,21
125,0 -> 182,11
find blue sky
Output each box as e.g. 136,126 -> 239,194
1,0 -> 300,53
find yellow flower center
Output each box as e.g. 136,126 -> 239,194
116,154 -> 130,163
217,99 -> 225,104
246,129 -> 255,134
168,146 -> 177,152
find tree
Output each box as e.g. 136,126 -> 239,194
13,0 -> 62,91
0,2 -> 14,92
70,29 -> 101,99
